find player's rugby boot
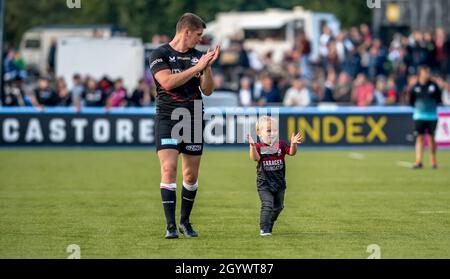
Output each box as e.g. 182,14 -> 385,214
165,224 -> 179,239
179,222 -> 198,238
260,229 -> 272,236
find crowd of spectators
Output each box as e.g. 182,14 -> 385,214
215,24 -> 450,107
2,72 -> 154,110
2,24 -> 450,109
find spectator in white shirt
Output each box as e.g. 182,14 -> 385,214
319,25 -> 333,58
239,76 -> 253,106
283,78 -> 311,107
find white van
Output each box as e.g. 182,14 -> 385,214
56,37 -> 144,92
205,6 -> 340,63
19,25 -> 120,76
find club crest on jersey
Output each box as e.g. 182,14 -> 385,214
169,56 -> 176,62
191,57 -> 199,65
428,84 -> 435,93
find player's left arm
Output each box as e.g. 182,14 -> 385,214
200,45 -> 220,96
288,131 -> 304,156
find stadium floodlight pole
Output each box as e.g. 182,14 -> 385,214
0,0 -> 4,106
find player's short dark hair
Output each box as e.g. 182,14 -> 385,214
176,13 -> 206,33
418,65 -> 430,72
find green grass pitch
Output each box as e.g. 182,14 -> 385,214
0,149 -> 449,258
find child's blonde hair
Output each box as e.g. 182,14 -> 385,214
256,116 -> 276,133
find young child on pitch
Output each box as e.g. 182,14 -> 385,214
247,116 -> 303,236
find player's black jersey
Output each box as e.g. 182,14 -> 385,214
255,141 -> 291,192
409,80 -> 442,121
149,44 -> 203,119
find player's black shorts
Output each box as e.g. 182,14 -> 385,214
155,116 -> 205,155
414,120 -> 438,136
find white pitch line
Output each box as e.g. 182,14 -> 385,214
417,211 -> 450,214
349,152 -> 365,160
396,161 -> 414,168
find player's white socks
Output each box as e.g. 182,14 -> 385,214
183,181 -> 198,191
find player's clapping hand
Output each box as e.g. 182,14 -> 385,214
196,51 -> 215,71
291,131 -> 304,145
207,45 -> 220,66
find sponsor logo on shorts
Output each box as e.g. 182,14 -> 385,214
161,138 -> 178,145
185,145 -> 202,152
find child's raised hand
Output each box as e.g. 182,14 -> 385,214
291,131 -> 304,144
247,134 -> 256,145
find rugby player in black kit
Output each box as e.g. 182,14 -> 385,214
149,13 -> 220,239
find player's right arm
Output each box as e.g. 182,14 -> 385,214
150,49 -> 214,90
